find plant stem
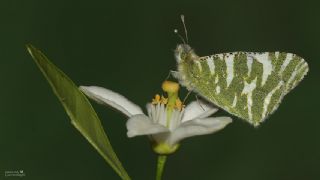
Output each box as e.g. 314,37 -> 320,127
156,155 -> 167,180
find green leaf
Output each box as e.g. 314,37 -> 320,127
26,44 -> 130,180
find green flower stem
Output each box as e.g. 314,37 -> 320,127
156,155 -> 167,180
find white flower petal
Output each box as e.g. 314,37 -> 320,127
158,104 -> 167,127
146,103 -> 152,118
168,117 -> 232,145
182,100 -> 219,122
126,114 -> 169,137
151,132 -> 171,144
168,109 -> 183,130
79,86 -> 143,117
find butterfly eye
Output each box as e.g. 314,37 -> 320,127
180,52 -> 187,59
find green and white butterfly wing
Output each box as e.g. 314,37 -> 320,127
176,49 -> 308,126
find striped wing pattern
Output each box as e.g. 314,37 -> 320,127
186,52 -> 308,126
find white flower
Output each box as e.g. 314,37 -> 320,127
79,81 -> 232,154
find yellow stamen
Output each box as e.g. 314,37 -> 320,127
161,96 -> 168,104
152,94 -> 161,104
175,98 -> 184,110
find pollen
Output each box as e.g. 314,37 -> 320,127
161,96 -> 168,104
175,98 -> 184,110
152,94 -> 168,105
152,94 -> 161,104
162,81 -> 179,93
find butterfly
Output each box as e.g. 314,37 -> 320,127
172,15 -> 309,126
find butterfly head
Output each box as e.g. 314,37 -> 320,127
175,44 -> 198,64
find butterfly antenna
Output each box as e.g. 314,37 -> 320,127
180,14 -> 189,44
174,29 -> 186,44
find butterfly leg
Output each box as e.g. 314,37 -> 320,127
182,90 -> 192,104
164,70 -> 181,81
195,95 -> 206,111
169,70 -> 181,80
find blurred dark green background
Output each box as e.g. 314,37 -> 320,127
1,0 -> 319,179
